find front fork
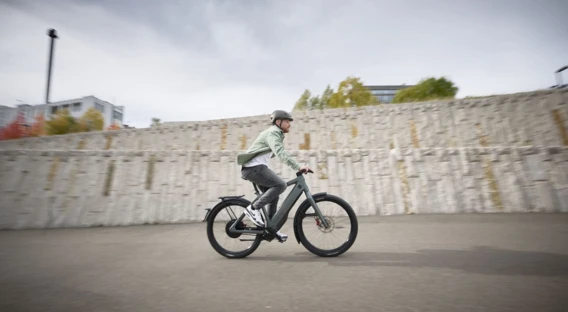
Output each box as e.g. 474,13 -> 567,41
305,191 -> 330,229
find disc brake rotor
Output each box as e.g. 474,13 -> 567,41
316,216 -> 335,233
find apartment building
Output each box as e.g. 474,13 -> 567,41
0,96 -> 124,128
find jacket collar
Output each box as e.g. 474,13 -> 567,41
270,125 -> 284,134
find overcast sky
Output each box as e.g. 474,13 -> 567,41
1,0 -> 567,128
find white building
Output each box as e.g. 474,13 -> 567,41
0,96 -> 124,129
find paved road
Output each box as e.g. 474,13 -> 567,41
1,214 -> 567,312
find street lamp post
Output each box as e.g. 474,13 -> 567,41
45,28 -> 58,104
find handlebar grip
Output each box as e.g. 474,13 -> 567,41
296,169 -> 314,176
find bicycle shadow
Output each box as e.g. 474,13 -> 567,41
251,246 -> 568,277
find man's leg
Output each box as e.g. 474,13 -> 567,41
243,165 -> 286,210
241,165 -> 288,238
257,185 -> 279,219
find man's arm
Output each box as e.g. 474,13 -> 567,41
266,131 -> 301,171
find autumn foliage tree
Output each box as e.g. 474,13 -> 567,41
29,113 -> 47,137
46,109 -> 80,135
293,90 -> 312,111
106,123 -> 121,130
293,77 -> 378,111
1,107 -> 108,139
0,111 -> 29,140
328,77 -> 378,108
45,108 -> 105,135
79,108 -> 104,132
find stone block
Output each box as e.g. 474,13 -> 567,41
533,181 -> 559,212
552,148 -> 568,163
549,163 -> 568,189
555,187 -> 568,212
525,154 -> 549,182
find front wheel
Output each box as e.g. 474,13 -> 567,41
296,194 -> 358,257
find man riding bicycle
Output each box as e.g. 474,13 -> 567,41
237,110 -> 312,241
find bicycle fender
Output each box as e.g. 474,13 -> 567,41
293,192 -> 327,244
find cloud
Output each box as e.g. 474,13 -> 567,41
1,0 -> 567,128
0,1 -> 287,127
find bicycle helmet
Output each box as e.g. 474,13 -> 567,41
270,110 -> 293,125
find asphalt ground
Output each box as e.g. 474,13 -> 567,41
1,213 -> 567,312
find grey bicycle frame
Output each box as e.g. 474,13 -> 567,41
228,173 -> 329,235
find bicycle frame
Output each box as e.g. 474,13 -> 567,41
228,173 -> 329,236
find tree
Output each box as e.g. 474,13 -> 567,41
106,123 -> 121,130
293,90 -> 312,111
292,77 -> 378,112
318,85 -> 334,110
46,109 -> 81,135
308,95 -> 320,110
328,76 -> 378,108
29,113 -> 47,137
392,77 -> 458,103
79,108 -> 104,132
151,118 -> 161,127
0,111 -> 29,140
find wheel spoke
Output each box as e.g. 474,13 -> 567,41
207,201 -> 262,258
298,196 -> 358,257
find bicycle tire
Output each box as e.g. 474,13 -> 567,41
206,198 -> 263,259
296,194 -> 358,257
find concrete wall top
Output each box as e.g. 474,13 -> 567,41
0,88 -> 567,151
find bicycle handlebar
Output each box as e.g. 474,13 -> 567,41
296,168 -> 314,176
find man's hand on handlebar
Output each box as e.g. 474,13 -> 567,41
299,165 -> 313,174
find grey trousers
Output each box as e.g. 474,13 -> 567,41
241,165 -> 287,218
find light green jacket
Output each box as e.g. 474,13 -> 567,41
237,125 -> 301,171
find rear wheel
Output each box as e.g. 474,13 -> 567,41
206,199 -> 262,259
296,194 -> 358,257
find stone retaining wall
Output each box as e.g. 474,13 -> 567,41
1,147 -> 566,230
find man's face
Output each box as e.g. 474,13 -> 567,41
278,119 -> 291,133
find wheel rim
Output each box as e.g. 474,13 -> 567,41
209,204 -> 260,255
300,200 -> 355,253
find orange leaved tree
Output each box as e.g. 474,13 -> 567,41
29,113 -> 47,137
0,111 -> 30,140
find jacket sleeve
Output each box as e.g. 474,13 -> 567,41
266,131 -> 301,171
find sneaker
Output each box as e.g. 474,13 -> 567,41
276,231 -> 288,240
244,205 -> 265,227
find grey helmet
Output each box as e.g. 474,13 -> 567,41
270,110 -> 293,125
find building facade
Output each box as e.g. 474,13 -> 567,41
364,85 -> 413,104
0,96 -> 124,129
